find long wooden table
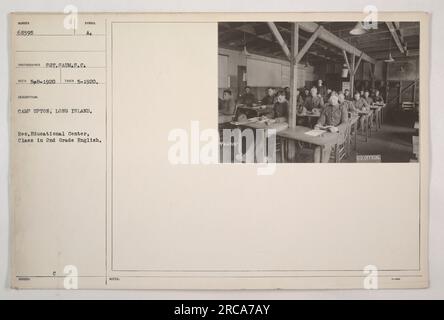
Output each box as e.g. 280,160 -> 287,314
349,114 -> 359,152
373,103 -> 386,124
357,109 -> 373,142
236,105 -> 272,118
229,119 -> 289,163
240,120 -> 289,133
277,126 -> 339,163
369,104 -> 384,130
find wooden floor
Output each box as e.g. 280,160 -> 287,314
295,108 -> 419,163
348,123 -> 417,162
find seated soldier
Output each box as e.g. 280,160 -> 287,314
284,86 -> 291,101
338,92 -> 356,115
303,87 -> 324,112
363,90 -> 374,105
261,87 -> 276,106
313,94 -> 348,163
352,91 -> 371,129
238,86 -> 256,106
271,90 -> 289,123
372,89 -> 384,104
296,89 -> 304,110
221,89 -> 236,115
303,87 -> 310,100
317,79 -> 328,101
352,91 -> 371,111
326,88 -> 333,101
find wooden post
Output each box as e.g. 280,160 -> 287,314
398,81 -> 403,105
287,22 -> 299,162
384,62 -> 389,102
267,22 -> 291,60
354,53 -> 364,75
289,23 -> 299,129
412,82 -> 416,105
370,63 -> 376,89
350,53 -> 356,96
295,25 -> 322,64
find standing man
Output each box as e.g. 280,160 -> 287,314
344,89 -> 352,101
221,89 -> 236,115
317,79 -> 328,101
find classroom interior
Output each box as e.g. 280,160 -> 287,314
218,21 -> 420,163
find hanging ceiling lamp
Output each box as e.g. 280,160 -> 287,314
242,32 -> 250,56
349,22 -> 368,36
341,64 -> 349,78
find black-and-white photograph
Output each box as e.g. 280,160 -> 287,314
218,21 -> 420,163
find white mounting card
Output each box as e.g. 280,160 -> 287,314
9,12 -> 429,289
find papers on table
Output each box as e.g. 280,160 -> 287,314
232,117 -> 259,125
304,129 -> 326,137
232,116 -> 275,126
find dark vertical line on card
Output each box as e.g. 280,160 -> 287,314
105,18 -> 108,285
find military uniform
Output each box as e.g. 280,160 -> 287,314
317,103 -> 348,127
314,103 -> 348,163
261,94 -> 275,106
239,92 -> 256,106
221,97 -> 236,115
273,101 -> 289,119
303,95 -> 324,111
352,98 -> 370,110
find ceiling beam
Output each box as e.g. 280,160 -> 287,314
219,22 -> 365,64
385,22 -> 406,54
371,49 -> 419,60
352,39 -> 419,52
277,25 -> 344,59
298,22 -> 377,64
295,25 -> 323,63
342,50 -> 351,70
266,22 -> 291,60
354,53 -> 364,74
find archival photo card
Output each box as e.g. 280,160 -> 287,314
9,12 -> 429,290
